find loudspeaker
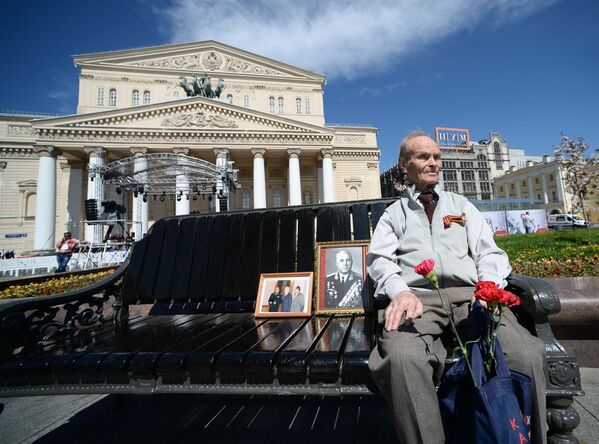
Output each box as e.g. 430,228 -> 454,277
85,199 -> 98,221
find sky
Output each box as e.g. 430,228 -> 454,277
1,0 -> 598,168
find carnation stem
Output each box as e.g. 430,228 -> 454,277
435,287 -> 478,388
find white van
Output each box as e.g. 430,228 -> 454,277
547,214 -> 589,229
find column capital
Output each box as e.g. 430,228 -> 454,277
287,148 -> 302,158
33,145 -> 57,157
173,147 -> 190,156
213,148 -> 230,157
251,148 -> 266,158
321,148 -> 334,159
83,146 -> 106,156
130,147 -> 148,156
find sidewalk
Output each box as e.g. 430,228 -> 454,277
1,368 -> 597,443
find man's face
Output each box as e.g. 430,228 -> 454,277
400,136 -> 441,191
274,286 -> 279,293
336,251 -> 352,274
284,286 -> 290,294
64,233 -> 71,239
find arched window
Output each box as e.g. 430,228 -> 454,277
25,193 -> 36,218
278,97 -> 284,113
97,87 -> 104,106
143,90 -> 151,105
348,187 -> 359,201
273,189 -> 282,207
243,94 -> 249,108
305,97 -> 311,113
109,88 -> 117,107
132,90 -> 140,106
269,96 -> 275,112
226,94 -> 233,104
296,97 -> 302,113
242,190 -> 251,209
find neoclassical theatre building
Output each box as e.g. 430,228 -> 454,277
0,41 -> 381,253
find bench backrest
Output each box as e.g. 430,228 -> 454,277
121,198 -> 395,305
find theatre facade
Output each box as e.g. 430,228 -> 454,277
0,41 -> 381,253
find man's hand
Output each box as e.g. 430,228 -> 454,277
385,291 -> 424,331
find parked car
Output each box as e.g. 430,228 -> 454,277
547,214 -> 589,229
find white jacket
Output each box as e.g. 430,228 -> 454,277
367,184 -> 511,300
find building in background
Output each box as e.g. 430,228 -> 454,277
0,41 -> 382,253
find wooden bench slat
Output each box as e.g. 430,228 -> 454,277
278,210 -> 297,272
296,208 -> 316,272
237,212 -> 263,301
258,212 -> 278,274
187,217 -> 213,302
171,217 -> 197,301
185,315 -> 263,384
243,318 -> 309,384
276,314 -> 332,384
154,219 -> 181,301
352,203 -> 371,240
342,316 -> 375,386
137,219 -> 168,302
308,316 -> 352,383
370,201 -> 388,231
222,213 -> 245,300
204,215 -> 229,300
122,236 -> 149,299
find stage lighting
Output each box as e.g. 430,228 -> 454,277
116,186 -> 122,195
142,193 -> 148,203
176,195 -> 181,202
193,185 -> 198,192
192,194 -> 198,201
186,193 -> 190,200
160,193 -> 165,202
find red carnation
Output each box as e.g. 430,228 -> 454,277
415,259 -> 435,277
499,289 -> 521,308
474,281 -> 504,304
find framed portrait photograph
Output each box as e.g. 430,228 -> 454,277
254,272 -> 313,318
315,241 -> 371,314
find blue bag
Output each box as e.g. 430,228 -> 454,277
438,302 -> 533,444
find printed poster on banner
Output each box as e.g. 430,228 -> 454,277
482,211 -> 508,236
506,209 -> 548,234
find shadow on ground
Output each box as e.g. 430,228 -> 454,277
35,394 -> 397,444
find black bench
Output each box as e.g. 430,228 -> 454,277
0,198 -> 584,442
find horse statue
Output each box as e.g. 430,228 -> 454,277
191,74 -> 204,97
213,78 -> 225,99
202,74 -> 213,98
178,76 -> 195,97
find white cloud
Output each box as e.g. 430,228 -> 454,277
154,0 -> 558,80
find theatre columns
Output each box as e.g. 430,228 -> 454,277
321,148 -> 335,203
130,147 -> 148,239
287,149 -> 302,206
33,145 -> 57,250
84,146 -> 106,243
173,147 -> 190,216
251,148 -> 266,209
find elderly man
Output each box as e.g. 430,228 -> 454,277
367,131 -> 546,443
325,250 -> 363,308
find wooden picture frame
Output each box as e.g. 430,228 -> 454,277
254,272 -> 313,318
314,240 -> 371,314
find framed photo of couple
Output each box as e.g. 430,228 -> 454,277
314,240 -> 371,315
254,272 -> 313,318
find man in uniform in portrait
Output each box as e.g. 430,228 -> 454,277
325,250 -> 364,308
267,285 -> 282,312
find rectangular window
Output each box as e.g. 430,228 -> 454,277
461,161 -> 474,169
305,97 -> 310,113
480,182 -> 490,192
97,87 -> 104,106
461,170 -> 475,181
443,170 -> 457,181
443,161 -> 456,169
478,171 -> 489,181
445,182 -> 459,193
463,182 -> 476,192
535,177 -> 539,184
243,94 -> 249,108
549,174 -> 554,181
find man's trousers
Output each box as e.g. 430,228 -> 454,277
368,287 -> 547,444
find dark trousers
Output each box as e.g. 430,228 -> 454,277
55,253 -> 71,273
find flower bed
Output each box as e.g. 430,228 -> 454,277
496,229 -> 599,278
0,269 -> 117,300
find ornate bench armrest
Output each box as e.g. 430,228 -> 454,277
0,263 -> 128,361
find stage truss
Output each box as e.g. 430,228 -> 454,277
89,153 -> 239,200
